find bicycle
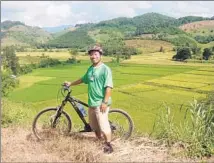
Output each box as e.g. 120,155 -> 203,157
32,84 -> 134,140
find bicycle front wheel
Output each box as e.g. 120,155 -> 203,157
32,108 -> 72,140
109,109 -> 134,140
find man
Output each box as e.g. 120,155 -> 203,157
64,45 -> 113,154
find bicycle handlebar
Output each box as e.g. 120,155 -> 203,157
61,84 -> 71,96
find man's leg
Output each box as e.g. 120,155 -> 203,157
88,107 -> 102,140
95,106 -> 113,153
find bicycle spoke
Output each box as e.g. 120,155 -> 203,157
33,108 -> 71,140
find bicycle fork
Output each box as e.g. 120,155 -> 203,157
51,100 -> 67,128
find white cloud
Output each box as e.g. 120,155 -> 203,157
156,1 -> 214,18
1,1 -> 214,27
101,1 -> 153,18
1,1 -> 74,27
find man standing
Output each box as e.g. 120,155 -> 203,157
64,45 -> 113,154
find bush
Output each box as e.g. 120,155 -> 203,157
203,48 -> 213,60
2,46 -> 20,75
1,71 -> 19,97
191,47 -> 201,55
172,47 -> 192,61
66,57 -> 81,64
38,58 -> 61,68
154,100 -> 214,158
1,99 -> 28,127
19,65 -> 33,74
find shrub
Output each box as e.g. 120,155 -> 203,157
19,65 -> 33,74
38,58 -> 61,68
66,57 -> 81,64
1,99 -> 28,127
154,100 -> 214,158
172,47 -> 192,61
1,71 -> 19,97
203,48 -> 213,60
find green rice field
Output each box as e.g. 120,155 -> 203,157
8,59 -> 214,133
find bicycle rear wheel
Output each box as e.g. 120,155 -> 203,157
32,108 -> 72,140
109,109 -> 134,140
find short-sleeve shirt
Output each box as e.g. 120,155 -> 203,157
81,63 -> 113,107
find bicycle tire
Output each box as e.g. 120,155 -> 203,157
32,108 -> 72,140
109,109 -> 134,140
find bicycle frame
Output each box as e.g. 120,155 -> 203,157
58,88 -> 91,131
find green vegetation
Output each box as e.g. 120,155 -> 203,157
162,34 -> 198,48
1,46 -> 20,75
154,99 -> 214,157
1,20 -> 25,30
7,62 -> 214,134
1,71 -> 19,97
177,16 -> 210,25
203,48 -> 213,60
195,35 -> 214,44
173,47 -> 192,61
1,21 -> 52,47
47,29 -> 95,49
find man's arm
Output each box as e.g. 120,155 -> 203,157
103,87 -> 112,104
64,78 -> 83,87
100,87 -> 112,113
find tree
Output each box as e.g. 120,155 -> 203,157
191,47 -> 201,55
172,47 -> 192,61
203,48 -> 213,60
159,46 -> 164,52
2,46 -> 20,75
1,71 -> 19,96
69,48 -> 79,60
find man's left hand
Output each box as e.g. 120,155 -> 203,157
100,103 -> 107,113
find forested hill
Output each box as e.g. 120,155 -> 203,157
1,13 -> 213,48
46,13 -> 212,49
1,20 -> 53,47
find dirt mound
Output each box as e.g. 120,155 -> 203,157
2,127 -> 213,162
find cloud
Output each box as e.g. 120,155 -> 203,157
1,1 -> 214,27
1,1 -> 73,27
151,1 -> 214,18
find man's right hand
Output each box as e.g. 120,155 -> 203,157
64,81 -> 71,87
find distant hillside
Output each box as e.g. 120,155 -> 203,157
179,20 -> 214,44
47,29 -> 95,49
1,20 -> 25,30
177,16 -> 210,26
48,12 -> 191,49
2,13 -> 213,48
43,24 -> 74,33
1,20 -> 53,47
179,20 -> 214,32
53,27 -> 77,38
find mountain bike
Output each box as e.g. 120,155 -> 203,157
32,85 -> 134,140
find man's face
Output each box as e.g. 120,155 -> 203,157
89,51 -> 101,64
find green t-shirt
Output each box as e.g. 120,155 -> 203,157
81,63 -> 113,107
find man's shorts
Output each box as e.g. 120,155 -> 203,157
88,106 -> 111,134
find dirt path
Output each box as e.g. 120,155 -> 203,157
1,127 -> 213,162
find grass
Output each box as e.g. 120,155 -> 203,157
17,52 -> 113,64
154,99 -> 214,157
125,39 -> 174,54
198,41 -> 214,49
122,51 -> 214,66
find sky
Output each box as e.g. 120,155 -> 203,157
1,1 -> 214,27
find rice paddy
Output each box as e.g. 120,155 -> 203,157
8,55 -> 214,133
